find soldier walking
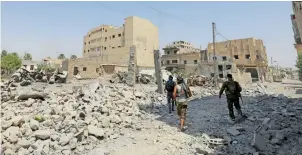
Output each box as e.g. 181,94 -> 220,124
173,77 -> 192,131
219,74 -> 243,121
165,75 -> 176,113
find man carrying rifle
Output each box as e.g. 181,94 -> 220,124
219,74 -> 243,121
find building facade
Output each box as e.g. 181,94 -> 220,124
42,57 -> 65,69
207,38 -> 268,81
161,41 -> 203,73
22,60 -> 38,72
82,16 -> 159,68
292,2 -> 302,54
68,16 -> 159,78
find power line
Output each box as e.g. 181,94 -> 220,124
140,3 -> 193,25
98,3 -> 128,15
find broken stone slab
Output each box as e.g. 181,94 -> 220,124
270,138 -> 281,145
252,132 -> 267,151
18,139 -> 31,148
282,112 -> 296,117
30,119 -> 40,131
59,134 -> 74,146
226,128 -> 241,136
87,125 -> 104,139
34,130 -> 51,140
88,81 -> 100,93
11,116 -> 25,127
2,120 -> 12,130
17,92 -> 47,101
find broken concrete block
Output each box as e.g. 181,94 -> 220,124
252,133 -> 266,151
226,128 -> 241,136
17,93 -> 47,101
262,118 -> 271,125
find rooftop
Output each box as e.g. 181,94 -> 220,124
22,60 -> 39,65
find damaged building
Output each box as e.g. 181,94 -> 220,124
207,38 -> 268,82
161,41 -> 206,75
161,41 -> 239,79
67,16 -> 159,79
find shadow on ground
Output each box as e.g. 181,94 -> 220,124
140,92 -> 302,155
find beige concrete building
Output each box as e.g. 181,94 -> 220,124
161,41 -> 203,73
68,16 -> 159,78
207,38 -> 268,81
292,2 -> 302,54
43,57 -> 65,69
22,60 -> 38,72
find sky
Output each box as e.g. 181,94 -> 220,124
1,1 -> 298,68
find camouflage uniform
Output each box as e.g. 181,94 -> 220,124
175,83 -> 188,119
219,80 -> 242,119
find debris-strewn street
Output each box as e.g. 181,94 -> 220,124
1,77 -> 302,155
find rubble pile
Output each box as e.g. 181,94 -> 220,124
218,84 -> 302,154
1,75 -> 301,155
187,75 -> 224,87
0,81 -> 164,155
109,71 -> 152,84
240,94 -> 302,155
9,67 -> 68,87
187,75 -> 208,86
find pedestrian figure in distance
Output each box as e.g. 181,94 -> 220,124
165,75 -> 176,113
219,74 -> 243,122
173,76 -> 192,131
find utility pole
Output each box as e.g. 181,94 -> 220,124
154,50 -> 164,94
212,22 -> 217,86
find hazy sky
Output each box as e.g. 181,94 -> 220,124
1,1 -> 297,67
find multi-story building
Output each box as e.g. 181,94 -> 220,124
207,38 -> 268,81
161,40 -> 238,78
68,16 -> 159,78
161,41 -> 203,73
292,2 -> 302,54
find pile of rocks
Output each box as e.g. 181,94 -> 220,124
187,75 -> 225,87
9,67 -> 67,87
0,81 -> 163,155
109,72 -> 152,85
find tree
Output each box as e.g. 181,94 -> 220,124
23,52 -> 32,60
1,53 -> 22,74
70,55 -> 77,59
12,52 -> 18,56
1,50 -> 7,57
296,52 -> 302,81
57,54 -> 66,59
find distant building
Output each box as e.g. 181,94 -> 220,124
67,16 -> 159,79
161,41 -> 203,73
42,57 -> 65,69
207,38 -> 268,82
22,60 -> 38,72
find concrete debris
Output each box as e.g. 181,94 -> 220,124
1,75 -> 301,155
187,75 -> 224,87
110,71 -> 153,84
0,79 -> 166,155
226,127 -> 241,136
7,67 -> 68,88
